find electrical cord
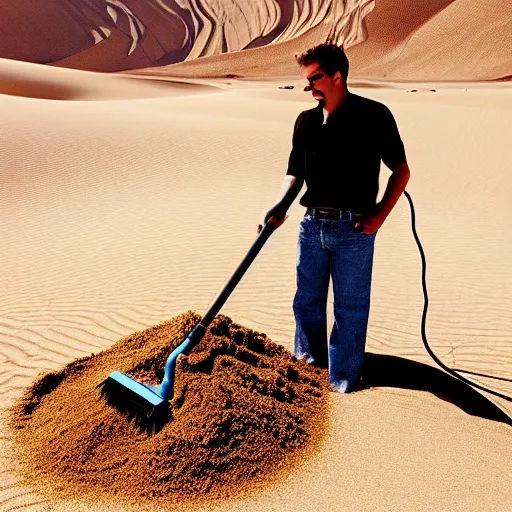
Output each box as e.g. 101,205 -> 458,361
403,190 -> 512,404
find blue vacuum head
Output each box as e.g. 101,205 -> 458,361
97,371 -> 170,433
97,326 -> 203,433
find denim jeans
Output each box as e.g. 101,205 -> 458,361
293,213 -> 377,392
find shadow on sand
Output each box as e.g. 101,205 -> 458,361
359,353 -> 511,426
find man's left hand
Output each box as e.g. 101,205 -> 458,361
352,214 -> 384,234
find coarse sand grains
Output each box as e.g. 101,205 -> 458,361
10,311 -> 330,506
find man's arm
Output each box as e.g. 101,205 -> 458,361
257,113 -> 306,233
355,160 -> 410,234
376,160 -> 411,220
354,103 -> 411,234
257,175 -> 304,233
275,175 -> 299,203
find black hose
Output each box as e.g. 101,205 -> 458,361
403,190 -> 512,407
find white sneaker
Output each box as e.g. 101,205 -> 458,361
295,352 -> 315,365
330,379 -> 349,393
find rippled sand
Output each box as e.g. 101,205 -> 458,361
1,56 -> 511,511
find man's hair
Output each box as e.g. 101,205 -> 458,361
295,42 -> 349,82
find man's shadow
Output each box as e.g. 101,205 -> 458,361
358,353 -> 511,426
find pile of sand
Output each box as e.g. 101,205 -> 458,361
10,312 -> 330,505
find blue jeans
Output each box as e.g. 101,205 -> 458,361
293,213 -> 377,391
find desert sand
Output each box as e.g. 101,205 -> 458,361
1,1 -> 512,511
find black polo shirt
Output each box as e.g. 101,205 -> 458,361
286,92 -> 406,214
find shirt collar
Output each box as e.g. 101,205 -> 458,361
317,92 -> 353,125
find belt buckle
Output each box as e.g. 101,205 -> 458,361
317,209 -> 333,219
315,208 -> 342,220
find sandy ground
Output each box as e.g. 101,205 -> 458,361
1,61 -> 511,511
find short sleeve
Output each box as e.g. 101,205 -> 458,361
286,113 -> 306,177
380,106 -> 406,168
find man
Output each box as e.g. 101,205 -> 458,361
257,43 -> 410,392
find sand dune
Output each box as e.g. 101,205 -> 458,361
0,0 -> 183,71
51,24 -> 155,73
0,58 -> 220,100
127,0 -> 511,82
345,0 -> 457,72
0,0 -> 359,73
2,1 -> 509,81
0,1 -> 96,63
349,0 -> 512,81
50,0 -> 191,72
123,1 -> 374,79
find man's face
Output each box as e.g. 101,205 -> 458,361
301,62 -> 342,103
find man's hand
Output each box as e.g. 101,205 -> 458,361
353,214 -> 385,234
257,208 -> 288,233
257,175 -> 303,233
